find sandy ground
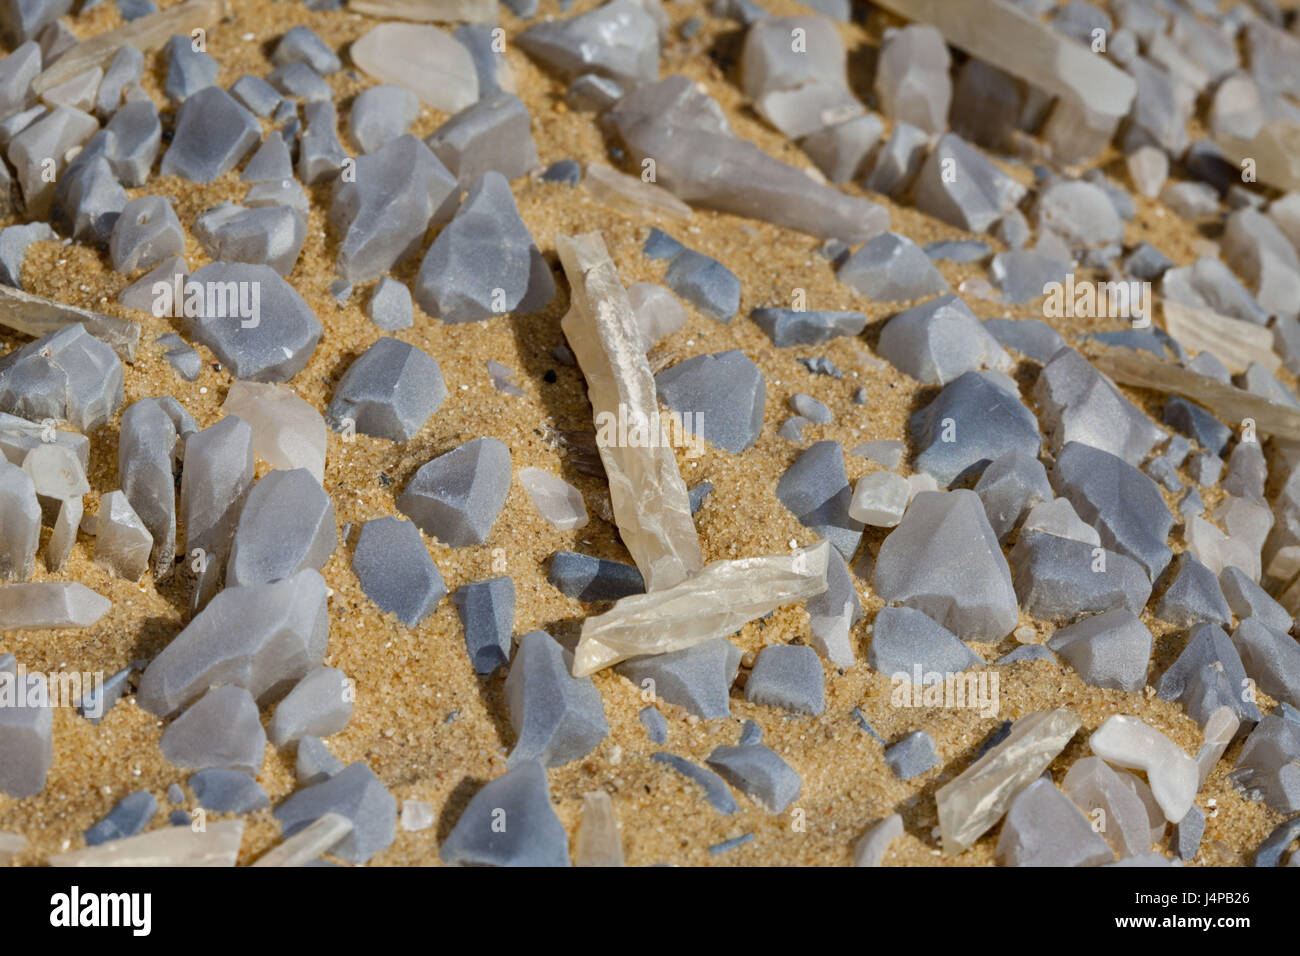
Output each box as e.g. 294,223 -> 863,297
0,0 -> 1290,865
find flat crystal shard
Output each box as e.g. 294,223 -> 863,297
0,671 -> 52,797
350,22 -> 477,112
272,25 -> 340,75
47,819 -> 244,867
910,371 -> 1041,487
1220,566 -> 1292,634
136,568 -> 329,717
163,32 -> 216,103
220,382 -> 325,485
84,791 -> 157,846
0,581 -> 109,628
608,75 -> 889,243
440,760 -> 570,867
226,468 -> 336,588
253,812 -> 352,867
1046,608 -> 1151,691
108,195 -> 184,275
655,350 -> 764,453
874,489 -> 1018,642
996,777 -> 1114,867
1157,623 -> 1260,728
557,231 -> 702,590
296,735 -> 343,786
354,516 -> 446,628
582,163 -> 693,220
575,791 -> 624,867
46,495 -> 80,571
973,449 -> 1051,542
181,414 -> 255,609
572,540 -> 829,677
1232,715 -> 1300,813
268,666 -> 352,747
0,222 -> 54,287
864,120 -> 929,198
119,398 -> 183,576
653,752 -> 739,814
776,441 -> 863,560
519,467 -> 587,531
1036,347 -> 1166,466
160,685 -> 266,775
452,576 -> 513,673
745,644 -> 824,716
806,546 -> 861,666
159,86 -> 260,182
273,762 -> 397,864
1063,755 -> 1153,859
0,323 -> 124,431
329,134 -> 457,284
242,135 -> 292,183
517,0 -> 658,88
877,294 -> 1010,386
326,337 -> 444,441
750,307 -> 865,348
94,489 -> 152,580
1090,715 -> 1197,823
397,437 -> 511,547
505,630 -> 607,768
616,638 -> 741,719
935,708 -> 1082,856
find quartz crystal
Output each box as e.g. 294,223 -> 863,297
222,382 -> 326,484
47,819 -> 244,867
350,23 -> 477,113
519,467 -> 588,531
0,581 -> 109,628
575,791 -> 625,867
252,812 -> 352,867
1089,715 -> 1198,823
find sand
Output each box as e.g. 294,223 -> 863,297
0,0 -> 1291,866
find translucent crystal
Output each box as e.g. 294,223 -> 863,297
222,382 -> 326,484
572,540 -> 829,677
1062,755 -> 1153,859
93,490 -> 152,581
350,23 -> 477,113
0,581 -> 109,629
1195,705 -> 1239,787
575,791 -> 624,867
1089,715 -> 1198,823
519,467 -> 588,531
582,163 -> 693,221
252,812 -> 352,867
556,231 -> 702,591
853,813 -> 903,867
47,819 -> 244,867
935,708 -> 1082,856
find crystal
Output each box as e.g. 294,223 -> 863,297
853,814 -> 903,866
575,791 -> 624,867
180,414 -> 255,609
0,670 -> 51,797
226,469 -> 335,588
452,576 -> 513,673
1090,715 -> 1198,823
877,294 -> 1010,386
93,489 -> 152,580
46,819 -> 244,867
1011,531 -> 1152,621
268,666 -> 352,747
838,232 -> 949,302
1046,608 -> 1151,691
397,437 -> 511,547
651,752 -> 738,814
517,0 -> 658,88
253,812 -> 351,867
910,371 -> 1041,487
505,630 -> 607,767
867,606 -> 982,677
353,516 -> 446,628
160,685 -> 266,774
351,22 -> 477,112
327,337 -> 444,442
0,323 -> 124,431
159,86 -> 260,182
997,777 -> 1114,867
0,581 -> 109,629
274,762 -> 396,864
741,15 -> 861,139
1063,755 -> 1152,859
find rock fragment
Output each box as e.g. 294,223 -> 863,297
274,762 -> 397,864
439,760 -> 569,866
1047,609 -> 1152,691
160,685 -> 266,775
452,576 -> 513,673
617,639 -> 741,719
268,667 -> 352,747
327,337 -> 444,442
877,294 -> 1010,385
226,469 -> 336,588
397,437 -> 511,547
159,86 -> 260,182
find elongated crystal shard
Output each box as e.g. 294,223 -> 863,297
47,819 -> 244,866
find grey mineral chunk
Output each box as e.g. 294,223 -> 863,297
189,769 -> 269,813
745,644 -> 824,715
181,415 -> 255,609
9,105 -> 98,217
0,324 -> 123,432
272,26 -> 341,76
0,670 -> 51,797
353,516 -> 445,628
1036,179 -> 1124,247
998,644 -> 1056,665
414,170 -> 554,321
452,576 -> 513,673
688,481 -> 713,515
0,459 -> 38,580
863,120 -> 929,198
245,178 -> 310,217
296,735 -> 343,786
655,350 -> 765,453
990,248 -> 1070,304
661,248 -> 741,322
330,134 -> 457,284
1163,397 -> 1230,456
164,34 -> 218,103
51,151 -> 125,246
776,441 -> 863,560
1163,257 -> 1269,326
183,262 -> 322,382
799,356 -> 841,377
93,490 -> 152,580
651,752 -> 739,814
837,232 -> 948,302
1157,623 -> 1261,727
0,222 -> 53,286
1223,440 -> 1267,501
1232,715 -> 1300,813
84,791 -> 157,845
109,195 -> 184,274
800,113 -> 883,184
1124,241 -> 1174,281
1010,531 -> 1153,621
160,87 -> 261,183
1220,566 -> 1291,633
548,551 -> 644,602
1155,552 -> 1232,627
1231,618 -> 1300,710
326,337 -> 444,441
227,469 -> 336,588
926,239 -> 992,264
982,318 -> 1066,362
440,760 -> 569,866
1052,441 -> 1174,580
505,630 -> 607,768
750,307 -> 865,347
1175,803 -> 1205,861
1047,608 -> 1152,691
806,546 -> 861,667
875,24 -> 950,133
1188,451 -> 1223,486
873,489 -> 1018,641
884,730 -> 940,780
231,74 -> 282,117
878,294 -> 1010,385
639,708 -> 668,745
119,398 -> 183,574
275,761 -> 397,865
738,720 -> 762,746
78,660 -> 140,724
868,606 -> 983,678
454,23 -> 511,96
137,568 -> 329,717
348,84 -> 418,153
997,777 -> 1114,867
366,277 -> 413,331
973,448 -> 1052,541
0,41 -> 40,117
268,667 -> 352,747
706,742 -> 802,812
427,91 -> 538,186
517,0 -> 659,88
160,685 -> 267,775
104,100 -> 161,187
397,437 -> 511,547
297,100 -> 348,185
911,371 -> 1041,487
540,158 -> 581,184
618,639 -> 741,719
193,202 -> 307,276
267,62 -> 333,103
914,133 -> 1028,233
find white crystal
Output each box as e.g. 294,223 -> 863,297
575,790 -> 625,867
0,581 -> 109,629
847,471 -> 909,527
252,812 -> 351,867
1021,497 -> 1099,546
21,442 -> 88,500
350,23 -> 477,113
518,467 -> 588,531
93,489 -> 152,580
627,282 -> 687,349
46,495 -> 81,571
47,819 -> 244,867
222,381 -> 326,485
1195,705 -> 1239,787
582,163 -> 693,221
1126,145 -> 1169,199
400,799 -> 435,832
1089,715 -> 1197,823
853,813 -> 904,866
